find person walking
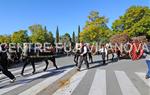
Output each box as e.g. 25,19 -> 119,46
99,44 -> 107,65
21,44 -> 35,76
145,53 -> 150,79
87,45 -> 93,63
0,44 -> 16,83
48,44 -> 58,69
74,49 -> 80,66
77,43 -> 89,71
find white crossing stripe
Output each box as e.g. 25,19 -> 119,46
19,68 -> 73,95
0,65 -> 49,85
0,84 -> 24,95
115,71 -> 141,95
0,67 -> 56,95
53,69 -> 87,95
135,72 -> 150,87
89,69 -> 106,95
0,64 -> 42,79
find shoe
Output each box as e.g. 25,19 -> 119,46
145,75 -> 150,79
56,66 -> 58,70
77,67 -> 80,71
32,70 -> 35,74
43,69 -> 47,71
10,78 -> 16,83
21,73 -> 24,76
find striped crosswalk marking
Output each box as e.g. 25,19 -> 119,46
53,68 -> 87,95
135,72 -> 150,87
0,67 -> 57,95
0,64 -> 42,79
89,69 -> 106,95
115,71 -> 141,95
0,84 -> 23,95
0,66 -> 149,95
0,66 -> 50,85
19,68 -> 73,95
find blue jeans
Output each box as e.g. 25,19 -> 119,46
146,60 -> 150,77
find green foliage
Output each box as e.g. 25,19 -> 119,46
61,33 -> 71,43
0,35 -> 11,43
78,25 -> 80,43
47,31 -> 55,45
56,26 -> 59,43
72,31 -> 76,43
29,24 -> 48,43
1,5 -> 149,44
112,6 -> 150,38
80,11 -> 111,43
11,30 -> 28,43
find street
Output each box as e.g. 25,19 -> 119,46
0,55 -> 149,95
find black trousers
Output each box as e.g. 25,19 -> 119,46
102,52 -> 106,64
74,54 -> 79,66
0,61 -> 15,80
88,52 -> 93,63
44,56 -> 58,71
117,50 -> 121,60
21,57 -> 35,75
78,55 -> 89,69
50,57 -> 58,68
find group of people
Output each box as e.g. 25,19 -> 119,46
73,42 -> 150,80
0,43 -> 58,83
21,44 -> 58,76
0,41 -> 150,83
73,43 -> 115,71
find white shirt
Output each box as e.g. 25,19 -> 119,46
81,46 -> 87,55
99,48 -> 107,55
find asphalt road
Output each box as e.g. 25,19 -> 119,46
0,55 -> 149,95
53,55 -> 149,95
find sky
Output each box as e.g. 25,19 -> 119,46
0,0 -> 149,36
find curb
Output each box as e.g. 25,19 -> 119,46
37,67 -> 77,95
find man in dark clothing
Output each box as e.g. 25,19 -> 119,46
74,49 -> 80,66
0,44 -> 16,83
116,47 -> 121,60
21,44 -> 35,76
87,45 -> 93,63
77,43 -> 89,71
99,44 -> 107,65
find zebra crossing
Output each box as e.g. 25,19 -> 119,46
0,63 -> 74,95
0,64 -> 149,95
53,69 -> 150,95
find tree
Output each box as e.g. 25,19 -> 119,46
110,33 -> 130,44
61,33 -> 71,43
47,31 -> 55,45
78,25 -> 80,43
112,6 -> 150,39
29,24 -> 48,43
0,35 -> 11,43
56,26 -> 59,43
11,30 -> 28,43
72,31 -> 76,43
80,11 -> 111,43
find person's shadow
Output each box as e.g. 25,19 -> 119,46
89,57 -> 119,69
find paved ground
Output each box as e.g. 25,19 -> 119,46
0,55 -> 149,95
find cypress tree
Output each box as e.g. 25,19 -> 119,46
78,25 -> 80,43
72,31 -> 75,43
56,26 -> 59,43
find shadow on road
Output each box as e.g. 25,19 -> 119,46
89,57 -> 119,69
